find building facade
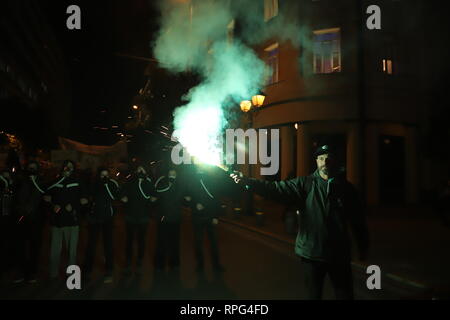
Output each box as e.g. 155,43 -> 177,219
242,0 -> 426,206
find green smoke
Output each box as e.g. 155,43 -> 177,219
154,0 -> 233,73
172,40 -> 266,165
152,0 -> 310,165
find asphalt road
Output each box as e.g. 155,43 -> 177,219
0,212 -> 423,300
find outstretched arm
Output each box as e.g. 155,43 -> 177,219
230,172 -> 306,204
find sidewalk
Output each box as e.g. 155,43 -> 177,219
219,200 -> 450,299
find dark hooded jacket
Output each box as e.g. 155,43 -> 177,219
47,174 -> 86,227
0,172 -> 14,218
154,174 -> 188,224
187,165 -> 232,223
14,172 -> 46,222
121,175 -> 155,224
246,169 -> 369,264
88,177 -> 120,224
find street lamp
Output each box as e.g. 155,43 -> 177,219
238,91 -> 266,217
132,105 -> 142,123
240,91 -> 266,114
251,93 -> 265,108
240,100 -> 252,112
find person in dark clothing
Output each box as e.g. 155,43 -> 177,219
153,167 -> 188,278
120,165 -> 157,276
187,164 -> 228,273
230,145 -> 369,300
46,160 -> 88,280
0,169 -> 14,217
0,169 -> 15,278
83,167 -> 120,283
11,160 -> 47,283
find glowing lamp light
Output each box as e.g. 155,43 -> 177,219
132,105 -> 139,110
240,100 -> 252,112
251,94 -> 265,107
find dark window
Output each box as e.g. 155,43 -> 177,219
379,135 -> 405,204
265,43 -> 279,85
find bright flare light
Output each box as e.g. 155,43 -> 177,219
173,104 -> 224,166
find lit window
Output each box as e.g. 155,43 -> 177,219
264,0 -> 279,22
313,28 -> 341,74
382,58 -> 393,74
264,43 -> 279,85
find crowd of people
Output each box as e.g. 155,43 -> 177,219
0,157 -> 234,285
1,144 -> 370,300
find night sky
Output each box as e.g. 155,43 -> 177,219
40,0 -> 188,148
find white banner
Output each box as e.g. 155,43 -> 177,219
52,137 -> 128,170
